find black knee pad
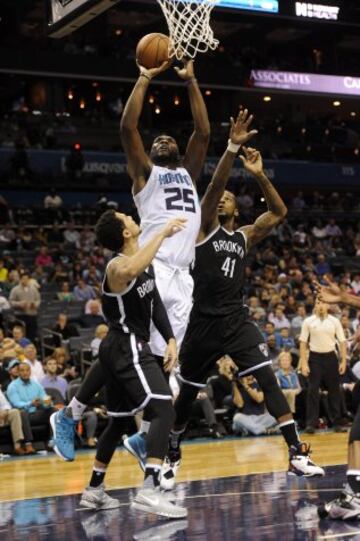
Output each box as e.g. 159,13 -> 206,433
254,365 -> 291,419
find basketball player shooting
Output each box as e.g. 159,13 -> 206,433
50,55 -> 210,463
315,277 -> 360,520
160,115 -> 325,489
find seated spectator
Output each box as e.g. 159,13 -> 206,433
44,188 -> 63,209
24,344 -> 45,382
82,264 -> 102,285
262,322 -> 281,347
248,296 -> 266,320
278,328 -> 296,350
275,351 -> 301,413
351,274 -> 360,295
52,313 -> 79,347
12,325 -> 31,348
0,388 -> 35,455
84,297 -> 103,315
73,278 -> 96,302
63,223 -> 80,247
268,306 -> 291,330
0,259 -> 8,283
232,375 -> 277,436
41,357 -> 68,400
7,363 -> 55,436
90,324 -> 108,359
1,358 -> 20,391
266,334 -> 280,365
53,347 -> 77,380
315,254 -> 331,277
81,300 -> 105,328
0,290 -> 10,323
35,246 -> 53,268
57,281 -> 75,302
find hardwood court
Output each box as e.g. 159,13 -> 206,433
0,432 -> 348,502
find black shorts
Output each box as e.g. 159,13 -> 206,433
179,311 -> 272,387
99,330 -> 172,417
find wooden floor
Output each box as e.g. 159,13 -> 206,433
0,432 -> 348,503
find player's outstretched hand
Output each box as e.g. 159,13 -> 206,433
137,59 -> 172,80
230,107 -> 258,147
314,275 -> 342,304
174,59 -> 194,81
240,146 -> 263,177
162,218 -> 187,238
163,338 -> 178,373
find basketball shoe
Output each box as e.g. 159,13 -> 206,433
288,442 -> 325,477
160,447 -> 181,491
50,408 -> 76,461
131,486 -> 187,518
123,433 -> 146,471
318,488 -> 360,520
80,484 -> 120,510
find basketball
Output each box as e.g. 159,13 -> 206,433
136,33 -> 170,69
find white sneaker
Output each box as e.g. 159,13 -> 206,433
160,457 -> 181,491
288,444 -> 325,477
133,519 -> 188,540
131,487 -> 187,519
80,484 -> 121,510
318,490 -> 360,520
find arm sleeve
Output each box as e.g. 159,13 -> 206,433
152,285 -> 175,344
299,319 -> 310,343
334,318 -> 346,342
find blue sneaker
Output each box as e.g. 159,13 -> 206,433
50,409 -> 76,461
123,433 -> 147,471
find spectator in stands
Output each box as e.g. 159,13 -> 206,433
79,226 -> 96,253
44,188 -> 63,210
35,246 -> 53,268
278,327 -> 296,350
63,223 -> 80,247
275,351 -> 301,413
0,259 -> 8,282
81,299 -> 105,328
24,344 -> 45,382
0,224 -> 15,249
351,274 -> 360,295
57,281 -> 74,302
2,358 -> 20,391
9,272 -> 41,341
41,357 -> 68,400
326,218 -> 342,238
0,388 -> 35,455
232,375 -> 277,436
90,324 -> 108,359
50,263 -> 69,285
299,300 -> 347,433
82,264 -> 102,286
73,278 -> 95,302
0,291 -> 10,323
53,347 -> 77,380
32,265 -> 47,288
312,220 -> 327,240
266,334 -> 280,364
315,254 -> 331,277
12,325 -> 31,348
7,363 -> 54,430
52,313 -> 79,347
268,305 -> 290,330
291,191 -> 306,211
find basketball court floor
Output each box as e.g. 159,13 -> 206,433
1,432 -> 359,540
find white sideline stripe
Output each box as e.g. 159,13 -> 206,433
75,487 -> 343,512
318,532 -> 360,540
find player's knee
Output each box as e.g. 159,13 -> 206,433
147,398 -> 175,430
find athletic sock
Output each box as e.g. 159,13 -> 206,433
139,420 -> 150,436
279,420 -> 300,449
347,470 -> 360,495
143,464 -> 161,488
169,428 -> 185,451
89,466 -> 107,488
67,397 -> 87,421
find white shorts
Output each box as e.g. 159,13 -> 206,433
150,259 -> 193,357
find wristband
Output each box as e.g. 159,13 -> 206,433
185,77 -> 197,86
227,139 -> 241,154
140,73 -> 151,81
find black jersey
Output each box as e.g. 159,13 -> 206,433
101,256 -> 156,341
191,225 -> 247,317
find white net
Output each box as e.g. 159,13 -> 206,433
157,0 -> 219,60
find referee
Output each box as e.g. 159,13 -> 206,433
299,299 -> 347,434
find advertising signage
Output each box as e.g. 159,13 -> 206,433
250,70 -> 360,96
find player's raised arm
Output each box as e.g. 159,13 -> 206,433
120,61 -> 170,193
198,108 -> 258,240
174,60 -> 210,182
107,217 -> 186,293
239,147 -> 287,249
315,276 -> 360,309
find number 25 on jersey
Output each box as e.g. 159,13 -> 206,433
164,187 -> 196,213
221,257 -> 236,278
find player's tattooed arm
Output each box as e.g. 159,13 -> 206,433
178,60 -> 210,183
239,147 -> 287,250
120,60 -> 169,194
199,109 -> 258,241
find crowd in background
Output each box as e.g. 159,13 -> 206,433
1,188 -> 360,453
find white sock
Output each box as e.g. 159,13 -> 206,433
139,420 -> 151,435
68,397 -> 87,421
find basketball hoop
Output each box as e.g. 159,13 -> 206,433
157,0 -> 219,60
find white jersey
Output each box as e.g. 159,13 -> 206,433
134,165 -> 201,268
